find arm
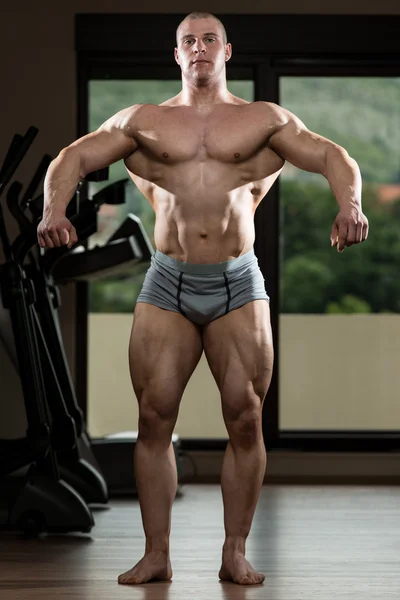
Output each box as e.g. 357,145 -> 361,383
267,103 -> 369,252
38,106 -> 138,248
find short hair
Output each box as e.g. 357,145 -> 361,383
176,12 -> 228,45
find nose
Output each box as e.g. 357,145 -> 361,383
193,39 -> 206,54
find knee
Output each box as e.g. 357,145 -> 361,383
224,398 -> 263,447
138,393 -> 178,442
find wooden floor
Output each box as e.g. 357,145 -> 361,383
1,484 -> 400,599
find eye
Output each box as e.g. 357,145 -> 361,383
206,38 -> 215,42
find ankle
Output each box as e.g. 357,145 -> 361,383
145,536 -> 170,555
223,535 -> 246,554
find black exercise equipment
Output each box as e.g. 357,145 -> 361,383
52,214 -> 153,282
6,181 -> 108,507
18,185 -> 151,500
1,126 -> 154,534
0,127 -> 94,534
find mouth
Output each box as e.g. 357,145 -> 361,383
192,60 -> 210,65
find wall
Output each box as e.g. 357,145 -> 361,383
88,314 -> 400,437
1,0 -> 399,437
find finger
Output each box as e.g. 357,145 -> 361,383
363,220 -> 369,241
356,222 -> 363,243
330,223 -> 338,247
48,227 -> 62,247
42,231 -> 55,248
68,232 -> 78,248
337,222 -> 348,253
69,226 -> 79,247
37,232 -> 46,248
346,222 -> 357,246
58,228 -> 70,246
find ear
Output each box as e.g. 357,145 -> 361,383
225,43 -> 233,62
174,47 -> 180,65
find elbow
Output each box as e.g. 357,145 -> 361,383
57,146 -> 86,180
323,144 -> 353,178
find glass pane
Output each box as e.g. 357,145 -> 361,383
87,80 -> 254,438
279,77 -> 400,431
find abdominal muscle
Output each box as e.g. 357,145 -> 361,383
126,140 -> 284,264
153,192 -> 256,264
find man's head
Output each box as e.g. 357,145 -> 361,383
174,12 -> 232,85
176,12 -> 228,45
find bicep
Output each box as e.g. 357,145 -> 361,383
267,106 -> 336,175
67,108 -> 138,178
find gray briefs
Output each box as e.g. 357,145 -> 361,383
136,248 -> 270,326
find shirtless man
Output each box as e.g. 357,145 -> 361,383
37,11 -> 368,586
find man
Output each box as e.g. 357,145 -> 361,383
37,12 -> 368,586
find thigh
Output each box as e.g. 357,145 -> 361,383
130,302 -> 203,416
202,300 -> 274,415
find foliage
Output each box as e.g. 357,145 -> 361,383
280,180 -> 400,313
326,295 -> 372,314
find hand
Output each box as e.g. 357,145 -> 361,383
37,212 -> 78,249
330,208 -> 369,253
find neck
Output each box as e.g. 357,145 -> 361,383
180,77 -> 231,107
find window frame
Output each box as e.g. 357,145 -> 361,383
76,14 -> 400,463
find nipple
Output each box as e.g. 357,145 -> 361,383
163,152 -> 169,158
234,152 -> 240,159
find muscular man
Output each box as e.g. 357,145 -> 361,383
37,12 -> 368,586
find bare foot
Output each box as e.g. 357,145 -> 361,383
118,551 -> 173,585
219,549 -> 265,585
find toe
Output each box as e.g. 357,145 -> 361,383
252,571 -> 265,585
118,572 -> 136,585
119,575 -> 138,585
237,571 -> 265,585
238,576 -> 252,585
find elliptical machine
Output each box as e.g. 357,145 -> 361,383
0,127 -> 94,534
0,127 -> 154,534
8,159 -> 153,505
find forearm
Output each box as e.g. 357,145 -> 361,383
324,146 -> 362,212
43,148 -> 82,217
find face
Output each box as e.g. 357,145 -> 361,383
174,18 -> 232,84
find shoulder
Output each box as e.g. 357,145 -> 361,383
159,94 -> 181,107
251,102 -> 309,143
99,103 -> 163,135
251,101 -> 290,124
259,101 -> 306,131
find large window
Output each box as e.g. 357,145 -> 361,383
279,77 -> 400,431
77,13 -> 400,461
